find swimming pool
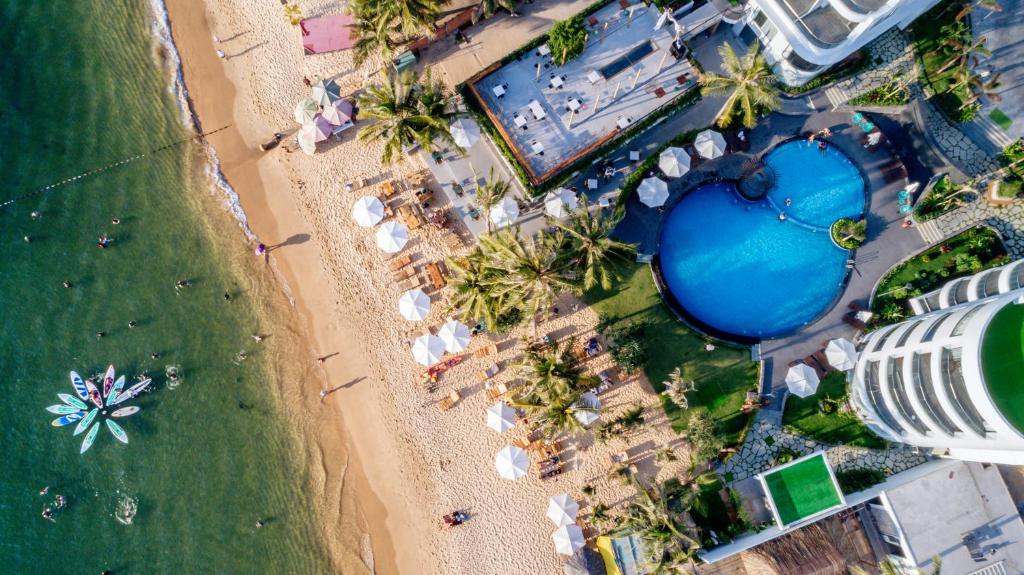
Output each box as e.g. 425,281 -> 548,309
658,140 -> 865,340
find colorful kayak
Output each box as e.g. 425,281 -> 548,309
110,406 -> 140,418
69,371 -> 89,401
52,412 -> 84,427
112,378 -> 151,405
106,375 -> 126,406
101,365 -> 116,398
84,379 -> 103,408
106,419 -> 129,444
73,409 -> 98,436
46,404 -> 83,415
80,421 -> 101,454
58,393 -> 89,410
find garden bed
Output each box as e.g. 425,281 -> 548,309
913,174 -> 962,222
847,81 -> 910,107
910,0 -> 977,123
782,372 -> 886,449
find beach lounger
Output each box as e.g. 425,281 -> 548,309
387,253 -> 412,272
397,204 -> 423,230
474,343 -> 498,358
399,275 -> 422,291
426,262 -> 447,291
379,180 -> 398,198
393,267 -> 416,281
476,363 -> 500,383
438,389 -> 461,411
485,382 -> 508,401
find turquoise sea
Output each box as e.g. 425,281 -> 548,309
0,1 -> 335,572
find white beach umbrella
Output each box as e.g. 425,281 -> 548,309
825,338 -> 858,371
785,363 -> 820,398
375,221 -> 408,253
695,129 -> 727,159
658,146 -> 692,178
486,402 -> 517,434
572,391 -> 601,426
490,196 -> 520,228
322,99 -> 354,126
544,188 -> 578,218
311,76 -> 342,106
637,177 -> 669,208
398,289 -> 431,321
296,128 -> 317,156
294,98 -> 320,124
552,525 -> 585,555
437,319 -> 471,353
547,494 -> 580,527
412,334 -> 446,366
449,118 -> 481,148
351,196 -> 384,227
495,445 -> 529,480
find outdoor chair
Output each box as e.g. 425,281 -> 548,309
387,253 -> 412,272
474,343 -> 498,358
393,267 -> 416,281
438,389 -> 461,411
486,382 -> 508,402
399,275 -> 422,291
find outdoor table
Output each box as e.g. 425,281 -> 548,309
629,150 -> 640,161
529,100 -> 546,120
538,44 -> 551,56
513,114 -> 528,128
587,179 -> 599,190
567,98 -> 582,112
616,116 -> 632,129
550,75 -> 564,89
587,70 -> 601,84
492,84 -> 506,97
531,141 -> 545,154
598,196 -> 611,209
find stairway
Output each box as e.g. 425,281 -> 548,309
963,112 -> 1016,155
824,85 -> 849,110
915,219 -> 943,244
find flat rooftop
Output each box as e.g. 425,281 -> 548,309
468,0 -> 697,184
760,453 -> 844,527
982,301 -> 1024,434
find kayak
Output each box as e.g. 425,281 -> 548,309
111,406 -> 140,418
106,375 -> 126,406
46,404 -> 83,415
106,419 -> 129,444
101,365 -> 116,398
73,409 -> 98,436
59,393 -> 89,410
112,378 -> 151,405
69,371 -> 89,401
85,379 -> 103,408
52,412 -> 84,427
80,421 -> 101,454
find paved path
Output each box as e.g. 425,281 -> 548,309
925,195 -> 1024,258
972,0 -> 1024,142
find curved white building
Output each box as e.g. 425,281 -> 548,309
851,261 -> 1024,464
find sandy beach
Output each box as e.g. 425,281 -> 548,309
164,1 -> 697,572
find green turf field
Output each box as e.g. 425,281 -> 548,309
982,303 -> 1024,433
762,454 -> 843,526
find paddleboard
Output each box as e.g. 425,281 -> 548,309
69,371 -> 89,401
73,409 -> 98,436
85,379 -> 102,408
106,375 -> 126,406
111,406 -> 140,418
47,404 -> 83,415
105,419 -> 129,444
80,421 -> 100,454
52,412 -> 84,427
59,393 -> 89,410
101,365 -> 116,398
112,378 -> 151,405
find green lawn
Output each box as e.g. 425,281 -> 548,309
982,303 -> 1024,434
990,108 -> 1014,130
782,372 -> 887,449
762,454 -> 843,526
910,0 -> 974,122
583,263 -> 758,445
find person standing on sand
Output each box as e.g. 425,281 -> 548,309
303,76 -> 311,88
216,49 -> 226,59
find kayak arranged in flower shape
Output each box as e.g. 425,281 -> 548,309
47,365 -> 148,454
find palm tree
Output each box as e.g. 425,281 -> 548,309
283,3 -> 303,25
510,385 -> 596,439
351,0 -> 442,36
474,170 -> 510,233
549,198 -> 636,290
479,0 -> 521,17
838,218 -> 867,244
699,42 -> 780,129
479,229 -> 578,322
611,479 -> 701,574
661,367 -> 697,410
357,68 -> 458,165
961,71 -> 1002,109
515,337 -> 598,397
936,35 -> 992,81
445,249 -> 505,329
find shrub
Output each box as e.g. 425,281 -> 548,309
955,253 -> 983,273
606,321 -> 650,374
831,218 -> 867,249
848,81 -> 910,106
494,307 -> 523,333
835,468 -> 886,494
687,411 -> 723,465
775,450 -> 797,465
782,51 -> 867,95
548,16 -> 587,65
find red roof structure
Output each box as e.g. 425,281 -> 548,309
300,15 -> 355,55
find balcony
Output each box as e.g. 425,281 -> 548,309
889,357 -> 930,435
940,347 -> 989,437
865,360 -> 906,435
912,352 -> 959,436
835,0 -> 889,15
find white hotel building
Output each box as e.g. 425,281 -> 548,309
851,259 -> 1024,465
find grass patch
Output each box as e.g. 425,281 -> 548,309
762,454 -> 843,526
782,372 -> 887,449
990,108 -> 1014,130
583,263 -> 758,445
910,0 -> 977,123
981,303 -> 1024,434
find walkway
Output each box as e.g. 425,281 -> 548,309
972,0 -> 1024,142
925,196 -> 1024,258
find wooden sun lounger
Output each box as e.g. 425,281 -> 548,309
399,275 -> 422,291
474,343 -> 498,358
485,382 -> 508,401
393,267 -> 416,281
426,262 -> 446,291
438,389 -> 461,411
388,253 -> 412,272
379,180 -> 398,198
397,204 -> 423,230
476,363 -> 500,384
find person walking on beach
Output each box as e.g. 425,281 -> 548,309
216,49 -> 226,59
303,76 -> 311,88
255,243 -> 266,256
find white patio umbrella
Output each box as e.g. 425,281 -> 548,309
552,525 -> 585,555
572,391 -> 601,426
398,288 -> 430,321
495,445 -> 529,480
544,188 -> 578,218
658,146 -> 691,177
296,128 -> 317,156
294,98 -> 319,124
311,76 -> 341,106
351,196 -> 384,227
412,333 -> 446,366
486,402 -> 517,434
450,118 -> 481,148
437,319 -> 471,353
547,494 -> 580,527
785,363 -> 820,398
376,221 -> 408,253
637,177 -> 669,208
490,196 -> 520,228
695,129 -> 727,159
825,338 -> 858,371
321,99 -> 354,126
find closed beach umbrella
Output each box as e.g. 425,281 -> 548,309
544,188 -> 578,218
486,402 -> 517,434
412,334 -> 446,366
495,445 -> 529,480
659,146 -> 691,177
376,221 -> 408,253
547,494 -> 580,527
552,525 -> 585,555
296,128 -> 317,156
321,99 -> 354,126
695,129 -> 727,159
785,363 -> 820,398
449,118 -> 481,148
490,196 -> 520,228
572,391 -> 600,426
825,338 -> 858,371
398,288 -> 430,321
637,177 -> 669,208
311,76 -> 341,106
294,98 -> 320,124
437,319 -> 471,353
351,196 -> 384,227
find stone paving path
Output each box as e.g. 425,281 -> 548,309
927,196 -> 1024,258
824,30 -> 916,107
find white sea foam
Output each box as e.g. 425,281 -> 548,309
147,0 -> 255,240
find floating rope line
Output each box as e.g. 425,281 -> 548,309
0,124 -> 232,209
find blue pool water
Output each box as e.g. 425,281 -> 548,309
658,141 -> 865,339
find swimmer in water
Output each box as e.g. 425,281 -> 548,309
785,197 -> 792,206
63,280 -> 72,289
55,495 -> 66,508
40,486 -> 49,496
779,212 -> 787,221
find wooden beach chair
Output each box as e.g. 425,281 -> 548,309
397,204 -> 424,230
393,267 -> 416,281
399,275 -> 422,291
476,363 -> 500,384
387,253 -> 412,272
425,262 -> 447,291
474,343 -> 498,358
438,389 -> 461,411
485,382 -> 508,402
379,180 -> 398,199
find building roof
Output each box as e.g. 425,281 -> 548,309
883,461 -> 1024,574
982,301 -> 1024,434
760,453 -> 844,527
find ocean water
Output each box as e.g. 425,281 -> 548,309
659,142 -> 865,339
0,1 -> 332,572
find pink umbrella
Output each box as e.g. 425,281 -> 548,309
322,99 -> 354,126
302,114 -> 333,143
